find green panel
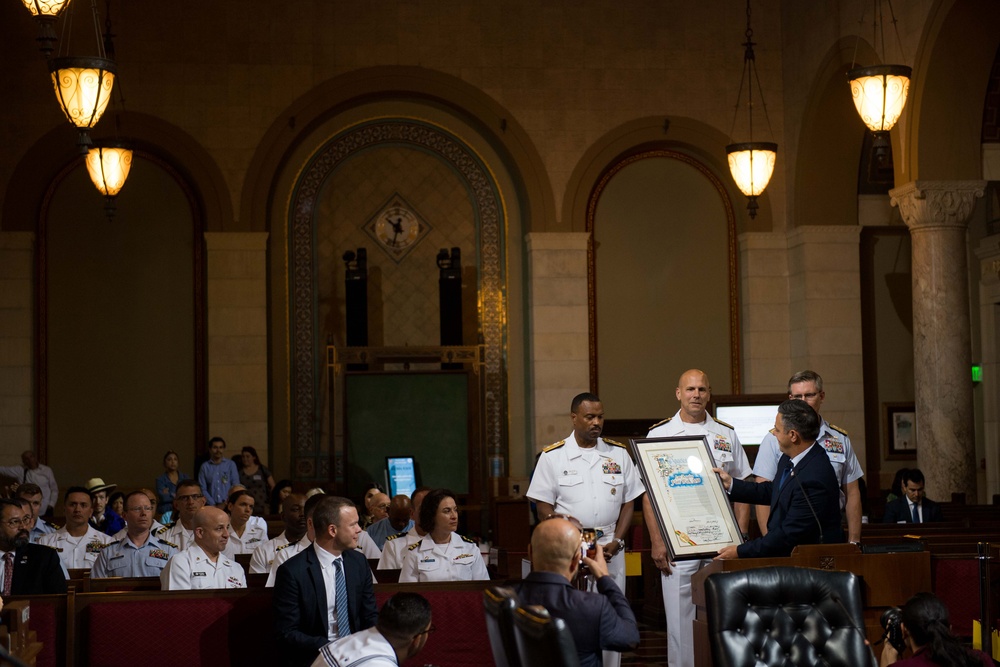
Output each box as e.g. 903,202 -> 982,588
345,372 -> 469,498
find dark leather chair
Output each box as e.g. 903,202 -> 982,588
512,604 -> 581,667
483,586 -> 521,667
705,566 -> 875,667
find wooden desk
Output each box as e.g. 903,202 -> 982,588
1,600 -> 44,666
690,544 -> 932,667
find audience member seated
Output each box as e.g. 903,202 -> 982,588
223,489 -> 267,557
366,494 -> 414,550
886,468 -> 911,504
883,469 -> 945,524
162,480 -> 207,550
251,492 -> 306,574
311,592 -> 433,667
155,450 -> 190,516
0,498 -> 65,595
399,488 -> 489,583
86,478 -> 126,536
161,506 -> 247,590
271,480 -> 294,514
92,490 -> 178,578
109,491 -> 125,517
880,592 -> 996,666
239,446 -> 275,517
514,516 -> 638,667
359,483 -> 383,529
0,450 -> 58,516
38,486 -> 112,576
14,483 -> 55,543
378,488 -> 429,570
266,492 -> 325,587
110,488 -> 167,542
198,436 -> 240,508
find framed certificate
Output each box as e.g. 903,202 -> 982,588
629,436 -> 743,561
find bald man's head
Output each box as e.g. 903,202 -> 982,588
530,518 -> 583,577
193,506 -> 230,557
676,368 -> 711,423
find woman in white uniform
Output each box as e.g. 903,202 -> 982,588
398,488 -> 489,583
222,489 -> 267,557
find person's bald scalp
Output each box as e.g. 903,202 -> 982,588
677,368 -> 710,389
531,518 -> 581,571
194,506 -> 227,530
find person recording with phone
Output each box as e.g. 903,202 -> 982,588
714,398 -> 842,559
880,592 -> 995,666
514,515 -> 639,667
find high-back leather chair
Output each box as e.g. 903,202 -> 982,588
512,604 -> 581,667
705,566 -> 875,667
483,586 -> 521,667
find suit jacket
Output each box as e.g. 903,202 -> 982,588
273,544 -> 377,667
729,444 -> 843,558
9,543 -> 67,595
514,571 -> 639,667
882,497 -> 945,524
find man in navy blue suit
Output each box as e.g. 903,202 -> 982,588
715,399 -> 843,559
882,468 -> 944,524
514,515 -> 639,667
273,495 -> 378,667
0,498 -> 65,596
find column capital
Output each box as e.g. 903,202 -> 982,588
889,180 -> 986,231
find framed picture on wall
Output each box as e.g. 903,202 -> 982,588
885,403 -> 917,460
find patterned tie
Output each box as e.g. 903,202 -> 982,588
3,552 -> 14,597
333,558 -> 351,637
911,502 -> 920,524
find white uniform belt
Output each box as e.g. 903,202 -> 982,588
592,522 -> 617,540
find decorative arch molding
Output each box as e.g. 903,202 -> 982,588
584,149 -> 741,394
287,118 -> 507,476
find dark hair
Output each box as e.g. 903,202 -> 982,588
787,370 -> 823,393
209,436 -> 226,448
271,480 -> 294,514
241,446 -> 261,466
411,486 -> 430,503
303,491 -> 326,519
0,499 -> 23,517
313,496 -> 356,535
109,491 -> 125,508
890,468 -> 911,496
418,488 -> 456,534
163,450 -> 179,465
902,469 -> 925,486
571,392 -> 600,413
15,483 -> 42,498
377,592 -> 432,642
64,486 -> 91,502
176,479 -> 202,495
777,399 -> 821,442
227,489 -> 254,506
901,593 -> 982,667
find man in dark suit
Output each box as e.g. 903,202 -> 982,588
715,399 -> 843,559
273,495 -> 377,667
882,468 -> 944,524
0,498 -> 65,596
514,516 -> 639,667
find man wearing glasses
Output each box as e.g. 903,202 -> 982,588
161,480 -> 207,550
92,490 -> 179,578
311,592 -> 433,667
752,370 -> 864,544
0,498 -> 65,595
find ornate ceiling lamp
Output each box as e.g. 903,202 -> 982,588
48,0 -> 116,152
725,0 -> 777,220
21,0 -> 73,57
847,0 -> 910,163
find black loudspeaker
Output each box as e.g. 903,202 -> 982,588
437,247 -> 462,369
343,248 -> 368,371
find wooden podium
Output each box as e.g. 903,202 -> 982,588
690,544 -> 932,667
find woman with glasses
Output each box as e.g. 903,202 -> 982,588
398,488 -> 489,583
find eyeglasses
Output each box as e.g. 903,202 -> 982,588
374,503 -> 391,511
3,516 -> 30,529
789,392 -> 819,400
413,624 -> 436,638
176,494 -> 204,502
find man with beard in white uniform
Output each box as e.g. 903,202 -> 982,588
527,392 -> 644,667
642,369 -> 752,667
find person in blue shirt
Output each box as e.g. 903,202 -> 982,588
197,437 -> 239,507
365,495 -> 414,550
155,450 -> 190,516
92,490 -> 178,578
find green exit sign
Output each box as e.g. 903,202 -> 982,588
972,364 -> 983,383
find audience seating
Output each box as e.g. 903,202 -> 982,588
483,586 -> 521,667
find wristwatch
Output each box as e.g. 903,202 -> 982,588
614,538 -> 626,552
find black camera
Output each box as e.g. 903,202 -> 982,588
880,607 -> 906,653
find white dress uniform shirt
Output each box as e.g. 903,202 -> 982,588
311,627 -> 396,667
377,527 -> 422,569
265,534 -> 311,587
398,531 -> 489,583
647,411 -> 752,667
355,530 -> 381,559
161,544 -> 247,590
38,525 -> 112,574
160,522 -> 196,551
222,521 -> 268,558
249,531 -> 291,574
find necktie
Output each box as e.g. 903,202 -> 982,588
333,558 -> 351,637
3,552 -> 14,597
778,466 -> 791,490
911,502 -> 920,524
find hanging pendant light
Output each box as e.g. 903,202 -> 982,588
85,141 -> 132,218
21,0 -> 74,57
847,1 -> 911,163
725,0 -> 777,219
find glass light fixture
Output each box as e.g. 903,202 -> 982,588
86,142 -> 132,194
848,2 -> 911,163
21,0 -> 73,57
725,0 -> 777,219
49,56 -> 117,152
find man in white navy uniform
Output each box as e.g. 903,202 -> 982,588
311,592 -> 432,667
251,492 -> 306,574
377,487 -> 429,571
39,487 -> 112,576
752,369 -> 863,543
161,506 -> 247,589
527,392 -> 645,667
642,369 -> 752,667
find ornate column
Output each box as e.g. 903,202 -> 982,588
889,181 -> 986,499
